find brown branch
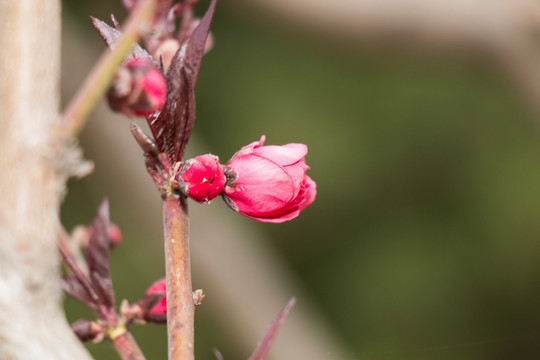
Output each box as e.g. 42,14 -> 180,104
111,331 -> 146,360
61,0 -> 157,137
162,197 -> 194,360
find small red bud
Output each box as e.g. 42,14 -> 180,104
107,58 -> 166,117
107,223 -> 123,248
179,154 -> 226,203
72,319 -> 102,342
139,278 -> 167,323
153,38 -> 180,72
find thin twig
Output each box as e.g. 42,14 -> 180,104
111,331 -> 146,360
61,0 -> 157,137
163,197 -> 194,360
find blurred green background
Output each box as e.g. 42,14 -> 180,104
61,1 -> 540,359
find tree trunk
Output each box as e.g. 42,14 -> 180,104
0,0 -> 92,358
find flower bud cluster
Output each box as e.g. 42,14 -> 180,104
177,136 -> 317,223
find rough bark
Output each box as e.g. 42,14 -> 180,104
0,0 -> 92,358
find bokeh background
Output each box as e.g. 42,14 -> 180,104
61,1 -> 540,359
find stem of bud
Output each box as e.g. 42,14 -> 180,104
163,197 -> 194,360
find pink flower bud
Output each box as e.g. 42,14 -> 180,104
223,136 -> 317,223
179,154 -> 226,203
152,38 -> 180,72
145,278 -> 167,316
107,58 -> 166,117
107,223 -> 123,248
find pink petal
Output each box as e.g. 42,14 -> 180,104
297,176 -> 317,211
247,207 -> 301,223
231,135 -> 266,159
227,155 -> 295,203
253,143 -> 307,167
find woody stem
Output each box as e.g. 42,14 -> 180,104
162,196 -> 194,360
111,332 -> 146,360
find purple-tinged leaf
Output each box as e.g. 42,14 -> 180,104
86,200 -> 111,280
147,0 -> 217,162
171,0 -> 218,84
90,271 -> 116,310
62,275 -> 97,311
90,17 -> 154,63
86,200 -> 116,311
131,123 -> 159,156
149,67 -> 195,162
248,297 -> 296,360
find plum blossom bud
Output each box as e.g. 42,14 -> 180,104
145,278 -> 166,316
136,278 -> 167,324
107,58 -> 166,117
153,38 -> 180,72
72,319 -> 102,342
107,223 -> 123,248
179,154 -> 226,203
223,136 -> 316,223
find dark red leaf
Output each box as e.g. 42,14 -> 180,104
90,16 -> 154,63
90,271 -> 116,309
148,67 -> 195,162
86,200 -> 114,308
147,0 -> 217,162
62,275 -> 97,311
131,123 -> 159,155
171,0 -> 218,85
248,297 -> 296,360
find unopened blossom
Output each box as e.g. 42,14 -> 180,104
107,223 -> 123,248
72,319 -> 102,342
223,136 -> 316,223
179,154 -> 226,202
145,278 -> 167,316
107,58 -> 166,117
